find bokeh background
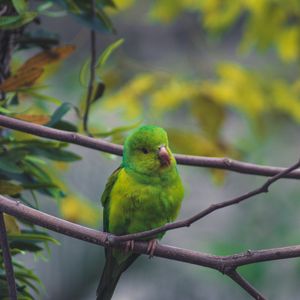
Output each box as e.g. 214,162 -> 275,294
7,0 -> 300,299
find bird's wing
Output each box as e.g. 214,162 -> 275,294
101,166 -> 122,233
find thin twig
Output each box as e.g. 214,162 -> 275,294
82,0 -> 97,135
0,212 -> 17,300
112,159 -> 300,243
0,115 -> 300,179
226,269 -> 267,300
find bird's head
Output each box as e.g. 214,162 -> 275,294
123,125 -> 175,176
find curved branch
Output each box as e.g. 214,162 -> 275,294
112,159 -> 300,243
0,114 -> 300,179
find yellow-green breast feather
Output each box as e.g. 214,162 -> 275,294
107,167 -> 184,237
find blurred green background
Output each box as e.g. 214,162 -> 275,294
2,0 -> 300,299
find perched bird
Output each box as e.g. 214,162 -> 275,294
97,125 -> 184,300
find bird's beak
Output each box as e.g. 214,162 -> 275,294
158,145 -> 171,167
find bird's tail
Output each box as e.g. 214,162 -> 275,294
96,249 -> 139,300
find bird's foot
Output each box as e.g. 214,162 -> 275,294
124,240 -> 135,253
147,239 -> 158,258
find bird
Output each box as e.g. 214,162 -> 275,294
96,125 -> 184,300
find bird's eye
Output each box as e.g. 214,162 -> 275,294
141,148 -> 149,154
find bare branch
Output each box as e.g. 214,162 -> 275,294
0,212 -> 17,300
0,194 -> 300,268
1,194 -> 300,298
112,159 -> 300,243
82,0 -> 97,135
226,269 -> 266,300
0,114 -> 300,179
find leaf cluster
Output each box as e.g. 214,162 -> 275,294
0,0 -> 120,297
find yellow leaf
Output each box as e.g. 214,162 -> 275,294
168,129 -> 229,157
60,194 -> 99,226
151,79 -> 198,114
276,27 -> 300,62
0,180 -> 22,195
103,73 -> 155,118
14,114 -> 50,125
113,0 -> 135,10
271,80 -> 300,122
192,97 -> 225,140
149,0 -> 183,23
4,214 -> 20,234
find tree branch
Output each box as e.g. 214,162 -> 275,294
111,159 -> 300,243
0,212 -> 17,300
1,193 -> 300,268
82,0 -> 97,135
226,269 -> 266,300
0,114 -> 300,179
1,194 -> 300,299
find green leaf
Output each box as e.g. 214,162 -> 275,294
8,232 -> 60,245
36,1 -> 54,12
51,0 -> 115,32
39,10 -> 67,18
95,7 -> 116,33
24,156 -> 47,165
96,38 -> 124,70
23,89 -> 63,105
47,103 -> 73,127
9,241 -> 43,252
79,58 -> 90,87
21,160 -> 53,183
97,0 -> 116,8
80,39 -> 123,87
52,120 -> 78,132
12,0 -> 28,14
16,277 -> 40,295
33,148 -> 81,162
0,249 -> 25,257
15,270 -> 41,284
92,82 -> 105,102
0,106 -> 13,115
22,182 -> 58,190
0,158 -> 23,174
0,13 -> 38,30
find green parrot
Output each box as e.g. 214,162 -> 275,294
96,125 -> 184,300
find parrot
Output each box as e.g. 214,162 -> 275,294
96,125 -> 184,300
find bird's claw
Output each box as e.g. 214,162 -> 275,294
124,240 -> 135,253
147,239 -> 158,258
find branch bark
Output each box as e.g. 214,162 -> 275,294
2,193 -> 300,268
0,212 -> 17,300
110,159 -> 300,243
2,195 -> 300,299
0,114 -> 300,179
226,269 -> 266,300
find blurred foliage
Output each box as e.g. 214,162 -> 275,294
0,0 -> 118,298
0,0 -> 300,298
149,0 -> 300,62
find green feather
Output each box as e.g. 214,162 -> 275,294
97,125 -> 184,300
